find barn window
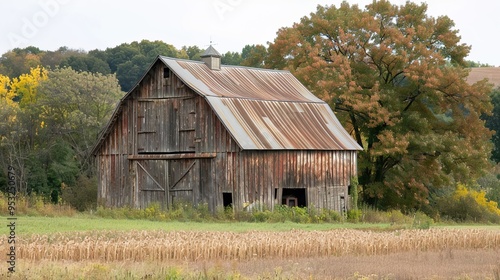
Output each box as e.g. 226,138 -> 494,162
222,192 -> 233,207
163,67 -> 170,78
281,189 -> 306,207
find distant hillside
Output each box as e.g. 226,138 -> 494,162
467,67 -> 500,88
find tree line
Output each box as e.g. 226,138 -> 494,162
0,41 -> 266,92
0,0 -> 499,220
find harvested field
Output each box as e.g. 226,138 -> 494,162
11,228 -> 500,262
467,67 -> 500,87
1,251 -> 499,280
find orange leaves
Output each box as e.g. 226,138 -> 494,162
372,129 -> 409,156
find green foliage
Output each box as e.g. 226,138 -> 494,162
350,176 -> 359,210
0,193 -> 76,217
61,175 -> 97,211
412,211 -> 434,229
182,45 -> 203,61
221,51 -> 242,65
241,44 -> 268,68
244,206 -> 342,223
93,204 -> 344,224
105,40 -> 188,91
347,209 -> 362,222
466,60 -> 494,68
484,88 -> 500,163
477,167 -> 500,203
60,55 -> 111,74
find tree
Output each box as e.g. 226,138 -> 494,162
183,45 -> 203,61
0,67 -> 48,194
104,40 -> 187,91
60,55 -> 111,74
0,47 -> 43,78
221,51 -> 242,65
241,44 -> 268,68
0,74 -> 17,192
37,67 -> 123,176
266,0 -> 493,210
485,88 -> 500,163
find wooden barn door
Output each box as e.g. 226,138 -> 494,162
168,159 -> 200,206
136,159 -> 201,208
136,160 -> 168,208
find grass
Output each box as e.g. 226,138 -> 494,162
3,215 -> 396,235
4,210 -> 500,236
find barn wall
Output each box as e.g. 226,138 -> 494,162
212,150 -> 358,212
96,98 -> 134,208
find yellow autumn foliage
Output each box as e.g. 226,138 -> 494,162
0,74 -> 18,124
9,66 -> 48,108
454,184 -> 500,217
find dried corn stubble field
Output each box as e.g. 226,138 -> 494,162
3,228 -> 500,279
14,228 -> 500,261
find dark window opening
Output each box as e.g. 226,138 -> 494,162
340,195 -> 346,213
281,188 -> 306,207
222,192 -> 233,207
163,67 -> 170,78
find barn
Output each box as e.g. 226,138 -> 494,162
92,46 -> 362,212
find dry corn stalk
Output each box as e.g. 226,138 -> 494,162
5,228 -> 500,262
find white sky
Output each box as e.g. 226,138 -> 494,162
1,0 -> 499,66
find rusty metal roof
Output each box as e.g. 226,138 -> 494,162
160,56 -> 362,151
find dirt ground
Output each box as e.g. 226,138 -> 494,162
180,249 -> 500,279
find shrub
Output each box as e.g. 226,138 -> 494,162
347,209 -> 362,222
0,193 -> 76,216
411,211 -> 434,229
61,175 -> 97,211
388,209 -> 410,224
360,206 -> 387,223
436,184 -> 500,223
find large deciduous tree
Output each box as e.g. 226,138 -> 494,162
266,0 -> 493,210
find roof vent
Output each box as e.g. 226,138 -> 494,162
201,45 -> 221,70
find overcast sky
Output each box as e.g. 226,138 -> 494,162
1,0 -> 499,66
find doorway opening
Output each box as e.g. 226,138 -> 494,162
222,192 -> 233,207
281,188 -> 306,207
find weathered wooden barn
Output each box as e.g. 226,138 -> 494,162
92,46 -> 362,212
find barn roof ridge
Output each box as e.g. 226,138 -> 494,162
159,55 -> 290,73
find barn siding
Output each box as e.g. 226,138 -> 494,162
218,150 -> 358,212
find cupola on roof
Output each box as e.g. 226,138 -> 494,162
201,45 -> 221,70
201,45 -> 221,58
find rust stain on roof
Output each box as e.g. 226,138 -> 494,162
160,56 -> 362,151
